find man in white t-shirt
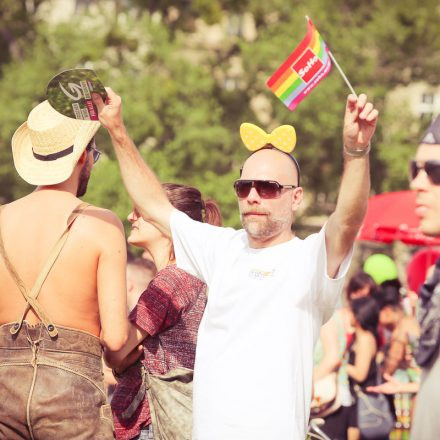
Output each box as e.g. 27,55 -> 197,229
93,90 -> 378,439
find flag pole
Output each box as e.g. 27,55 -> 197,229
328,50 -> 357,98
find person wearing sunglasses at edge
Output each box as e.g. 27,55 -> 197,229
0,100 -> 128,439
93,88 -> 378,440
367,115 -> 440,440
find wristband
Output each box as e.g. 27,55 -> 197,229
343,142 -> 371,157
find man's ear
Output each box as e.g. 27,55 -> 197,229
292,187 -> 303,212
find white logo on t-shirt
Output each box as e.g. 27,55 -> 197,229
248,268 -> 275,279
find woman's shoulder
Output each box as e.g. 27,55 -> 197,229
156,264 -> 204,282
356,328 -> 377,348
150,265 -> 206,295
135,265 -> 206,315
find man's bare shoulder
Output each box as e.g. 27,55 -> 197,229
72,205 -> 126,259
79,205 -> 125,235
1,197 -> 125,250
82,205 -> 123,227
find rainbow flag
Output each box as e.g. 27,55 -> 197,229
266,17 -> 332,111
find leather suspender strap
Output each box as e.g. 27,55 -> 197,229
28,203 -> 90,301
16,202 -> 90,337
0,203 -> 90,338
0,207 -> 31,304
0,230 -> 53,336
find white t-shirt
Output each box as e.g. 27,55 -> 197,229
170,209 -> 352,440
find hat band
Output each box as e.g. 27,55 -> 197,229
32,146 -> 74,162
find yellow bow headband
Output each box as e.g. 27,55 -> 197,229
240,123 -> 297,153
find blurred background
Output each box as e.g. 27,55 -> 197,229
0,0 -> 439,237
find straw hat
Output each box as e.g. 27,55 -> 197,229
12,100 -> 100,185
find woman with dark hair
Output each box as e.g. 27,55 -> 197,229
350,296 -> 379,338
105,183 -> 222,440
346,296 -> 381,439
347,270 -> 377,301
344,270 -> 378,351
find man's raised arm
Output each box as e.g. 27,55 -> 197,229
93,88 -> 173,236
326,93 -> 378,277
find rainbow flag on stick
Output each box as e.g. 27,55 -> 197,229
267,17 -> 333,111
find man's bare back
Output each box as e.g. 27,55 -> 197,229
0,189 -> 127,348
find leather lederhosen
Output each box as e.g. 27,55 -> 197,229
0,203 -> 115,440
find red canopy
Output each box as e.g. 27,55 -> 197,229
407,248 -> 440,293
358,190 -> 440,246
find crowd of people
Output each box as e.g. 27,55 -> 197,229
311,116 -> 440,440
312,270 -> 420,440
0,79 -> 438,440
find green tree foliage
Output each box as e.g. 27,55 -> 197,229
237,0 -> 440,202
0,7 -> 238,224
0,0 -> 439,229
0,0 -> 45,67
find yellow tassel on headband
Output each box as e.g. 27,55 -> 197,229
240,123 -> 297,153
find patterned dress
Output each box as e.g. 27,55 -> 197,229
111,265 -> 206,440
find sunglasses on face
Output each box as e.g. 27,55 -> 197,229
233,179 -> 297,199
86,144 -> 101,164
409,159 -> 440,185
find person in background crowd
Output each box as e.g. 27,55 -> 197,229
367,373 -> 419,395
375,279 -> 420,434
376,280 -> 420,377
313,311 -> 354,440
341,271 -> 379,349
312,271 -> 380,439
346,296 -> 381,440
347,270 -> 378,300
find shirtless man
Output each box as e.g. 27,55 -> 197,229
0,100 -> 128,439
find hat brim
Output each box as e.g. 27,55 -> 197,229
12,120 -> 100,186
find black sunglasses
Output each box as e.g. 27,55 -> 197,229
86,144 -> 101,164
233,179 -> 297,199
409,159 -> 440,185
